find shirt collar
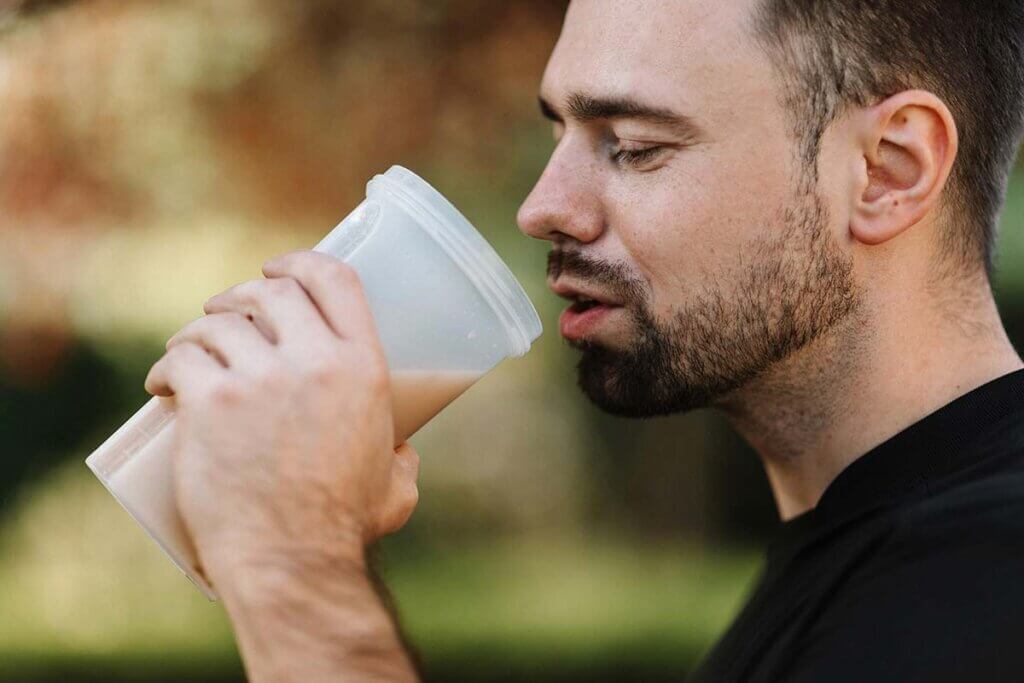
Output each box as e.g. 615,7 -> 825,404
770,367 -> 1024,563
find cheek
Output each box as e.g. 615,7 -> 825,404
609,148 -> 793,313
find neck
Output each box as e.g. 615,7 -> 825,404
716,269 -> 1023,522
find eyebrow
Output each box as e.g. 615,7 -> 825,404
539,92 -> 702,141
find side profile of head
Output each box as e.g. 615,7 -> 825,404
517,0 -> 1024,417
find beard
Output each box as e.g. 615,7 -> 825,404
552,189 -> 858,417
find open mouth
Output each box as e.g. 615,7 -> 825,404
570,298 -> 604,313
559,299 -> 622,340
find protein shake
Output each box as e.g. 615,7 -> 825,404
86,166 -> 542,599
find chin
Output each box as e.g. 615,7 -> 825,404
574,343 -> 714,418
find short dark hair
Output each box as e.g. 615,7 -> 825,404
752,0 -> 1024,279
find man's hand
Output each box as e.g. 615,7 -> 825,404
144,250 -> 420,682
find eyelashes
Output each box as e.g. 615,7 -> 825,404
611,145 -> 666,169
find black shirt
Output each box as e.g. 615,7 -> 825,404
689,369 -> 1024,683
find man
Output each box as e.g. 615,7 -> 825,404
144,0 -> 1024,681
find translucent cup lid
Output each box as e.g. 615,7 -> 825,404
367,166 -> 542,357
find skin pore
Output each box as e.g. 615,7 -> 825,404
517,0 -> 1023,520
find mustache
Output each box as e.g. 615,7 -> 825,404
546,249 -> 645,302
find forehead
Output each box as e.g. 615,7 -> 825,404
542,0 -> 769,115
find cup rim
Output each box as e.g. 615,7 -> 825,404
367,166 -> 542,357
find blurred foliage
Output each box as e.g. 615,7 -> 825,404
0,1 -> 1022,681
0,457 -> 757,680
0,338 -> 121,507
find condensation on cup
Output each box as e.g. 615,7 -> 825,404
85,166 -> 543,600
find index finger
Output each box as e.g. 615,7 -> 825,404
261,250 -> 379,343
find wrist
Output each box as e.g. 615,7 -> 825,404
211,540 -> 369,605
213,542 -> 418,683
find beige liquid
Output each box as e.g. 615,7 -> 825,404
390,369 -> 480,444
95,370 -> 481,597
101,398 -> 214,596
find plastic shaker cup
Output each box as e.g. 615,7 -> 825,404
84,166 -> 543,600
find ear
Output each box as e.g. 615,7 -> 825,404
849,90 -> 958,246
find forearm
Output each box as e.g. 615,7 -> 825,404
215,550 -> 419,683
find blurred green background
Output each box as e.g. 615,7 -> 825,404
1,1 -> 1022,681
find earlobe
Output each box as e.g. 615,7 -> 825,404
849,90 -> 958,248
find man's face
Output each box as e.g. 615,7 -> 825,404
517,0 -> 858,416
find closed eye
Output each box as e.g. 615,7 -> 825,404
612,145 -> 666,169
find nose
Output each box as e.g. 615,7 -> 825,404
516,141 -> 605,246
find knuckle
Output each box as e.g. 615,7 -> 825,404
167,321 -> 198,350
305,353 -> 343,386
229,279 -> 262,306
368,369 -> 390,396
207,379 -> 245,406
172,317 -> 205,339
265,276 -> 289,294
231,279 -> 257,296
272,275 -> 302,295
165,341 -> 193,361
331,262 -> 363,289
261,252 -> 288,271
219,310 -> 248,324
252,357 -> 286,385
346,346 -> 387,392
361,350 -> 390,390
143,366 -> 161,393
217,310 -> 250,332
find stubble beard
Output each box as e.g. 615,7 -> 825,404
570,190 -> 858,417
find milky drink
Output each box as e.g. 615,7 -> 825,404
390,370 -> 480,443
92,368 -> 480,597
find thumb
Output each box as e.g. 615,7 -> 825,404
394,441 -> 420,480
374,442 -> 420,538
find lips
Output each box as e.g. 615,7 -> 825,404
549,280 -> 622,308
549,278 -> 624,340
568,298 -> 603,314
558,299 -> 623,340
